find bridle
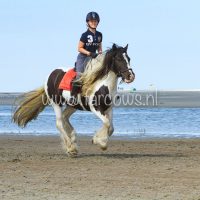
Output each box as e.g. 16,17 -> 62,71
117,68 -> 135,79
111,56 -> 135,79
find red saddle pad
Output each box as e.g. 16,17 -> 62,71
58,68 -> 77,91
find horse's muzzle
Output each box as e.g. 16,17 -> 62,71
124,68 -> 135,83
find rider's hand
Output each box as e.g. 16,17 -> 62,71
90,52 -> 98,58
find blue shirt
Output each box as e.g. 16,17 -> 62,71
80,29 -> 103,53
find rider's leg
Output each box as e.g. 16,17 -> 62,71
69,54 -> 87,104
69,76 -> 82,104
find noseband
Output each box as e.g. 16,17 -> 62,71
117,68 -> 134,78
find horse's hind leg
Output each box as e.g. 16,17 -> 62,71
52,103 -> 78,156
62,106 -> 78,156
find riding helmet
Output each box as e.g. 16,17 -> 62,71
86,12 -> 100,23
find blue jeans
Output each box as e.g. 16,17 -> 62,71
75,53 -> 90,77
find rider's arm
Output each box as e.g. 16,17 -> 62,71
98,42 -> 102,54
78,41 -> 91,56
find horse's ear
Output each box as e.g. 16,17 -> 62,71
124,44 -> 128,52
112,43 -> 117,51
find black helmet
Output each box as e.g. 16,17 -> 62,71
86,12 -> 100,23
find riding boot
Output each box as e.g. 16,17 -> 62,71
68,81 -> 81,105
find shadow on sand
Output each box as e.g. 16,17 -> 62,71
75,153 -> 185,159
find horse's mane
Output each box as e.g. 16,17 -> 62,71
79,48 -> 115,96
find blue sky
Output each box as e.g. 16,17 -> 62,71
0,0 -> 200,92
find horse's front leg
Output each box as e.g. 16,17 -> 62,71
91,107 -> 113,150
107,108 -> 114,136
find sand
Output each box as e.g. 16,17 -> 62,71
0,135 -> 200,200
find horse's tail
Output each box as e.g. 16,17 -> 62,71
12,87 -> 48,127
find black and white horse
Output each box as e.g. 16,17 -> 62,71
13,44 -> 135,157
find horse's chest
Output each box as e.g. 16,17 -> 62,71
92,85 -> 113,115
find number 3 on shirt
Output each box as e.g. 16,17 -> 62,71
87,35 -> 93,43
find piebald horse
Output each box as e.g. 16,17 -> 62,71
13,44 -> 135,157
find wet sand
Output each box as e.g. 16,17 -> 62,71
0,135 -> 200,200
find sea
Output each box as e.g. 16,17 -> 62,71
1,105 -> 200,139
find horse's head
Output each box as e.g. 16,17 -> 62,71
79,43 -> 135,96
111,44 -> 135,83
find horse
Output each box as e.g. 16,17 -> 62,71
12,44 -> 135,157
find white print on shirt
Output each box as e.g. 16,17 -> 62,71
87,35 -> 93,43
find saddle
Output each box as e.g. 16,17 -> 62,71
58,68 -> 77,91
59,57 -> 91,91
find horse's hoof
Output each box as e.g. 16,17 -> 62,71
68,150 -> 78,158
101,146 -> 107,151
67,143 -> 78,157
92,138 -> 98,145
92,137 -> 108,150
69,154 -> 78,158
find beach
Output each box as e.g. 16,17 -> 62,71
0,135 -> 200,200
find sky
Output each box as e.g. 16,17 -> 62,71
0,0 -> 200,92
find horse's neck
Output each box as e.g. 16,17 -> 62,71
98,71 -> 118,94
85,53 -> 106,73
91,54 -> 118,94
81,53 -> 118,96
